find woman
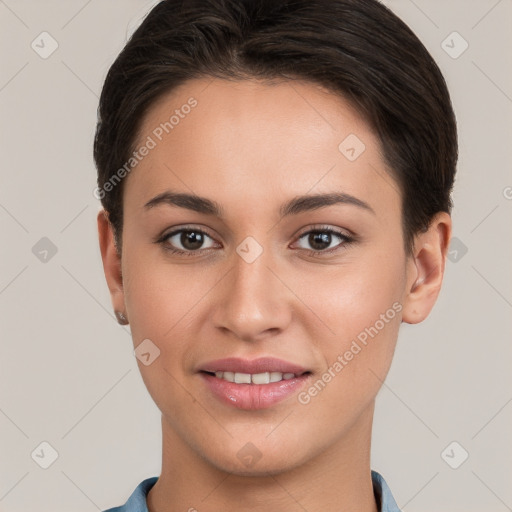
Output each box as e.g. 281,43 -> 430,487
94,0 -> 457,510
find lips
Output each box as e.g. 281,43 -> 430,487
197,357 -> 312,410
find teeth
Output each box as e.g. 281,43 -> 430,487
252,372 -> 270,384
212,371 -> 298,384
234,372 -> 251,384
269,371 -> 283,383
223,371 -> 235,383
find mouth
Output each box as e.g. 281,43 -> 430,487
197,357 -> 313,410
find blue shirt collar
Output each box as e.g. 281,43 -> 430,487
103,470 -> 400,511
371,470 -> 402,511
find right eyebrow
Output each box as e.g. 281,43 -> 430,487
144,191 -> 224,217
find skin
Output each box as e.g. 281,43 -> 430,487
98,77 -> 451,512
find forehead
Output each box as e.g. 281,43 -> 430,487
125,77 -> 401,223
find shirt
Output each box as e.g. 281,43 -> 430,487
103,469 -> 401,512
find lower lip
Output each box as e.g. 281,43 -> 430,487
199,372 -> 311,410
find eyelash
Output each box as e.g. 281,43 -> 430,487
155,225 -> 355,258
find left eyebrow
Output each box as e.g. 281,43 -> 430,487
143,190 -> 375,218
280,192 -> 375,217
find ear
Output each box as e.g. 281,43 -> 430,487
97,209 -> 126,317
402,212 -> 452,324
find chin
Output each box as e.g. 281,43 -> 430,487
200,438 -> 309,477
212,455 -> 301,478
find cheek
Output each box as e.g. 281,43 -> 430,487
120,246 -> 201,412
121,240 -> 220,352
122,260 -> 170,340
301,252 -> 405,343
297,252 -> 405,399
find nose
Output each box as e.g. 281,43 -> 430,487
210,241 -> 292,342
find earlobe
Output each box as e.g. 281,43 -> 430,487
401,212 -> 452,324
97,210 -> 126,319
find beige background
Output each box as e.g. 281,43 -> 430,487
1,0 -> 511,511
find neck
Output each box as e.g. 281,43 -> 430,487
147,403 -> 379,512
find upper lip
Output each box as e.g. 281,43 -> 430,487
199,357 -> 309,375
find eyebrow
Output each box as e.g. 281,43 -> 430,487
143,190 -> 375,218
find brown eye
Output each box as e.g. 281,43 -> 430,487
175,230 -> 206,250
160,228 -> 217,255
306,231 -> 333,251
294,227 -> 353,255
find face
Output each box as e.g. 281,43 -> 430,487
99,77 -> 449,475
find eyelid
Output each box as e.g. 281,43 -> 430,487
157,224 -> 215,239
294,224 -> 354,240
